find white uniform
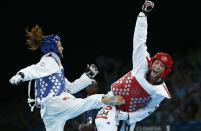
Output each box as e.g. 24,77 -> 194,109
17,52 -> 105,131
95,12 -> 171,131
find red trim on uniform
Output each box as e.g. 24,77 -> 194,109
96,116 -> 108,119
104,106 -> 112,110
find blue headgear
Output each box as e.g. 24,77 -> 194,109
40,34 -> 62,58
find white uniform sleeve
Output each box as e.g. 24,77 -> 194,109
18,56 -> 60,81
128,95 -> 164,124
132,12 -> 150,75
65,73 -> 93,94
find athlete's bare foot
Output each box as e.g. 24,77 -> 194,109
101,95 -> 125,106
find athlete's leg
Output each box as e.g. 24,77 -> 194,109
42,93 -> 124,131
118,121 -> 136,131
129,123 -> 136,131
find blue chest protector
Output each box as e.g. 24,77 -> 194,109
35,69 -> 65,100
27,52 -> 65,111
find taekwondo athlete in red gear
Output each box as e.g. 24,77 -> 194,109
9,25 -> 125,131
95,1 -> 173,131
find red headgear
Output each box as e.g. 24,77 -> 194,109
147,52 -> 173,78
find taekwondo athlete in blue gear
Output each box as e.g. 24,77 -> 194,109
9,25 -> 125,131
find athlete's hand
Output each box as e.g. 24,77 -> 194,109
9,72 -> 24,85
142,0 -> 154,13
117,111 -> 129,120
9,75 -> 23,85
85,64 -> 99,78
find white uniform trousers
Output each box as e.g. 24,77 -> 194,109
40,92 -> 104,131
95,105 -> 136,131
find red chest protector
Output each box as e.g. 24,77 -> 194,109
111,71 -> 151,112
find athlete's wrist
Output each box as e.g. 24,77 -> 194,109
18,72 -> 25,79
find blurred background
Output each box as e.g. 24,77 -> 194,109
1,0 -> 201,131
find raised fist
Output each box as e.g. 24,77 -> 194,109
85,64 -> 99,78
142,0 -> 154,13
9,74 -> 23,85
9,72 -> 24,85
